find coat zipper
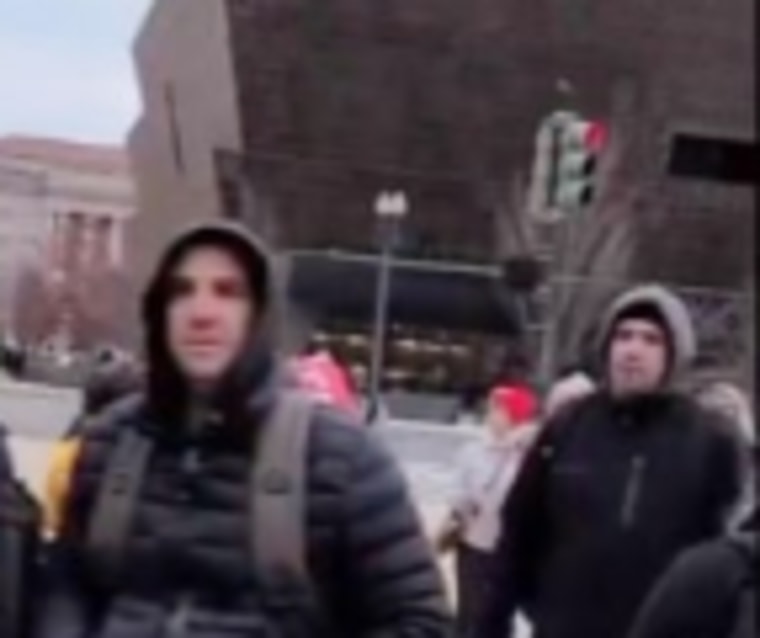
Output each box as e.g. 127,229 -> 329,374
620,455 -> 646,527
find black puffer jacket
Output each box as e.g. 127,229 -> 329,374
38,396 -> 449,638
628,528 -> 757,638
1,427 -> 40,638
36,223 -> 450,638
477,391 -> 743,638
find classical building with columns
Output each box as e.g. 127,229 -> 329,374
0,136 -> 136,349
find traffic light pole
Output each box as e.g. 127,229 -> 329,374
533,110 -> 603,389
537,120 -> 568,389
538,213 -> 572,389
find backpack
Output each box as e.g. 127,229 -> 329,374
0,428 -> 41,638
725,533 -> 756,638
85,391 -> 315,600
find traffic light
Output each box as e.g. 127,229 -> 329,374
553,118 -> 607,210
526,120 -> 559,221
527,111 -> 607,220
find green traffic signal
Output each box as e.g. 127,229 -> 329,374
556,180 -> 594,208
557,150 -> 596,181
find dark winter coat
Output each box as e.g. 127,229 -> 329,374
476,284 -> 745,638
627,527 -> 757,638
37,396 -> 450,638
35,222 -> 451,638
1,427 -> 40,638
476,390 -> 743,638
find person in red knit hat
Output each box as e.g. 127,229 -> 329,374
436,383 -> 539,637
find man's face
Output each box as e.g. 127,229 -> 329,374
167,247 -> 254,386
608,318 -> 669,396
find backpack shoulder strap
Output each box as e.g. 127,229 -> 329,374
250,391 -> 314,587
86,427 -> 152,589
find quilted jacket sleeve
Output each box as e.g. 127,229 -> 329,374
339,429 -> 453,637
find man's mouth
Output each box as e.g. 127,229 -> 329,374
184,340 -> 222,351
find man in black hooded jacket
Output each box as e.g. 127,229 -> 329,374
476,284 -> 744,638
36,222 -> 451,638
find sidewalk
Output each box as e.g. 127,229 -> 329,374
8,436 -> 55,499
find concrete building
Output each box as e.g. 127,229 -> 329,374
0,136 -> 137,348
128,0 -> 755,395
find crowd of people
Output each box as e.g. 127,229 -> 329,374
0,221 -> 756,638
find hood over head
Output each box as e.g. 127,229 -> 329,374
141,221 -> 278,425
596,284 -> 697,385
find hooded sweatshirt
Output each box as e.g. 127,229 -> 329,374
476,284 -> 744,638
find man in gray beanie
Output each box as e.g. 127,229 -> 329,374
476,284 -> 744,638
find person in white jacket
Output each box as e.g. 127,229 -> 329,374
437,384 -> 539,638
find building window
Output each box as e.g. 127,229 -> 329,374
164,82 -> 185,174
668,134 -> 757,185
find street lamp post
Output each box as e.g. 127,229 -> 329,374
366,191 -> 408,424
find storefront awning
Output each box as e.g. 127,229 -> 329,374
286,251 -> 521,335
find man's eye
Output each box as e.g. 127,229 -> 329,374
168,278 -> 193,298
214,279 -> 247,298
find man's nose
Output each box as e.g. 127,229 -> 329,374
621,343 -> 642,359
186,292 -> 218,325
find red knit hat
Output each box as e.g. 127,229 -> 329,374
489,385 -> 537,426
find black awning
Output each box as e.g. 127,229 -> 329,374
286,252 -> 520,335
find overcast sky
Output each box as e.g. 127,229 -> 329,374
0,0 -> 153,144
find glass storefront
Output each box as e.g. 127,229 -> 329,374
306,318 -> 511,397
